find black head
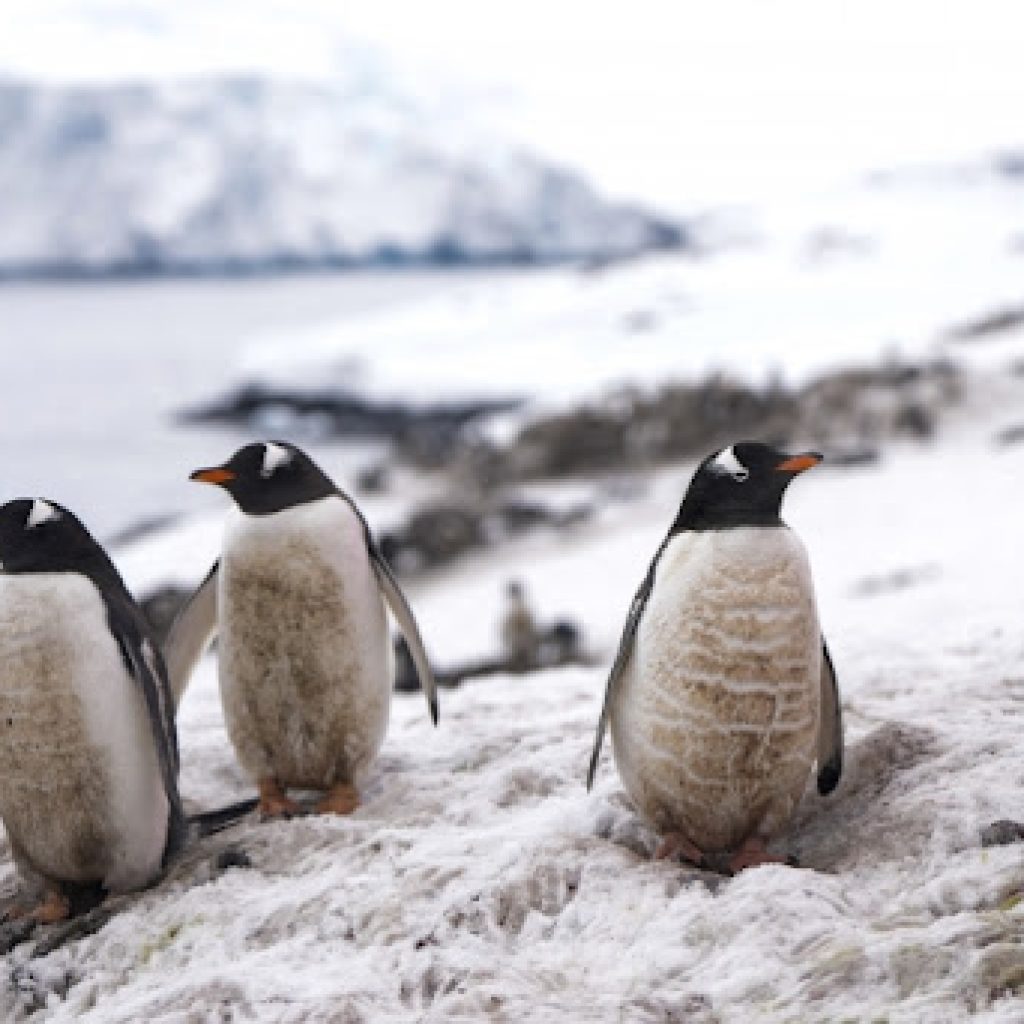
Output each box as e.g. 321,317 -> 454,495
190,441 -> 337,515
670,441 -> 822,532
0,498 -> 122,582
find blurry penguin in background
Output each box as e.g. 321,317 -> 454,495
500,578 -> 539,671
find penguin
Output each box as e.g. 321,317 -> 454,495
500,579 -> 539,671
168,441 -> 439,819
586,442 -> 843,873
0,498 -> 186,923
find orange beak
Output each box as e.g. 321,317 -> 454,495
190,466 -> 236,486
775,452 -> 822,473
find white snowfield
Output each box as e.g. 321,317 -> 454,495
235,161 -> 1024,408
2,358 -> 1024,1022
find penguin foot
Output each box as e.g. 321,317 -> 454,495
257,778 -> 303,821
314,783 -> 360,816
28,889 -> 72,925
727,837 -> 791,874
654,832 -> 708,868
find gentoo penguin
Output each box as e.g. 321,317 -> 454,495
0,498 -> 185,922
169,441 -> 439,819
586,442 -> 843,873
500,579 -> 538,671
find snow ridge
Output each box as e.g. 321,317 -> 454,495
0,76 -> 682,274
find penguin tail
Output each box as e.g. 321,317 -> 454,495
187,797 -> 259,839
816,763 -> 841,796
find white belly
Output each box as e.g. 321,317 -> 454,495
610,528 -> 821,852
218,497 -> 392,788
0,574 -> 169,892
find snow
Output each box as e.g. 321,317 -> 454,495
0,75 -> 676,272
234,162 -> 1024,408
3,355 -> 1024,1021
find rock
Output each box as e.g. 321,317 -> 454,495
944,305 -> 1024,342
177,383 -> 521,464
994,424 -> 1024,447
380,503 -> 486,573
356,463 -> 390,495
893,401 -> 935,439
106,513 -> 180,548
213,846 -> 253,872
537,619 -> 585,667
825,445 -> 881,467
851,565 -> 941,598
980,820 -> 1024,848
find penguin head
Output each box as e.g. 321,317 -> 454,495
190,441 -> 336,515
672,442 -> 822,531
0,498 -> 108,575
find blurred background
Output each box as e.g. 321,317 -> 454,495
1,0 -> 1023,673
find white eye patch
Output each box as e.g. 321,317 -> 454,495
261,442 -> 292,478
710,446 -> 749,482
26,499 -> 61,529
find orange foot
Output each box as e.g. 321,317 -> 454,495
727,836 -> 793,874
314,783 -> 360,816
258,778 -> 303,821
654,831 -> 707,868
11,888 -> 73,925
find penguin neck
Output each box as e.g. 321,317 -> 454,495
670,496 -> 786,532
230,478 -> 336,516
3,546 -> 132,602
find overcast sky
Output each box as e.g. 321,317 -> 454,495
3,0 -> 1022,210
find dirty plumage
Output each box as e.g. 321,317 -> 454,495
587,442 -> 843,873
170,441 -> 438,820
0,499 -> 184,922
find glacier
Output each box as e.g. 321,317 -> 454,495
0,75 -> 684,275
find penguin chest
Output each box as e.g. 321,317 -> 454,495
610,528 -> 821,851
218,499 -> 392,787
0,575 -> 168,891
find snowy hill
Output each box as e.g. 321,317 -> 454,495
0,76 -> 682,275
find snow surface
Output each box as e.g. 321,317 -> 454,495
3,353 -> 1024,1021
0,75 -> 676,272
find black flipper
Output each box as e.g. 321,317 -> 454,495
342,493 -> 439,726
816,640 -> 843,795
586,537 -> 668,791
105,593 -> 187,861
163,560 -> 220,710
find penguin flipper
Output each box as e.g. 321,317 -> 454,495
163,561 -> 219,711
816,640 -> 843,795
106,598 -> 187,854
369,549 -> 439,726
587,547 -> 663,791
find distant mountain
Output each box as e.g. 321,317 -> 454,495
0,76 -> 684,276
